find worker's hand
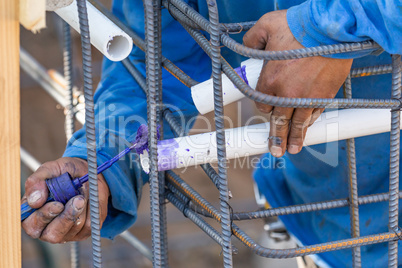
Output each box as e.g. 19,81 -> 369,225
21,157 -> 110,243
243,10 -> 353,157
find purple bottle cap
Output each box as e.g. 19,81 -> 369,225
45,172 -> 80,204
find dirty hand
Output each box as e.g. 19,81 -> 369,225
243,10 -> 353,157
22,157 -> 110,243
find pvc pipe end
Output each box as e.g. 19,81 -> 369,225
139,150 -> 150,174
105,35 -> 133,62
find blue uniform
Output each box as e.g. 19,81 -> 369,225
63,0 -> 402,267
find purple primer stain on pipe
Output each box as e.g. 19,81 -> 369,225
136,124 -> 179,172
157,139 -> 179,171
234,65 -> 249,85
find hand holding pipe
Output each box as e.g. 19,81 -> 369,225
190,59 -> 393,115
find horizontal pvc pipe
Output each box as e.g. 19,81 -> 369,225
140,109 -> 401,173
191,58 -> 262,114
55,0 -> 133,61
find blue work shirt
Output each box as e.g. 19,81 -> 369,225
63,0 -> 402,267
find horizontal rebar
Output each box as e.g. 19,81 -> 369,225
168,4 -> 401,110
166,182 -> 239,253
233,192 -> 402,220
167,0 -> 381,60
166,189 -> 225,247
166,171 -> 402,258
351,64 -> 393,78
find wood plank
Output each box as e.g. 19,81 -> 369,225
0,0 -> 21,267
19,0 -> 45,33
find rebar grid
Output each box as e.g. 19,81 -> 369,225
20,0 -> 402,267
146,0 -> 401,266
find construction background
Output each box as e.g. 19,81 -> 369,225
8,0 -> 400,267
20,4 -> 272,267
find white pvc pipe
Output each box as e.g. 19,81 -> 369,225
55,0 -> 133,62
140,109 -> 400,173
191,58 -> 263,114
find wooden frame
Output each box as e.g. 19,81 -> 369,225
0,0 -> 21,266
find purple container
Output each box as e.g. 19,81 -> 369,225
45,172 -> 80,204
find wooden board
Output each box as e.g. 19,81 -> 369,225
19,0 -> 46,32
0,0 -> 21,267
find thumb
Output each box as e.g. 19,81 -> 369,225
25,157 -> 88,208
25,163 -> 57,208
243,20 -> 269,50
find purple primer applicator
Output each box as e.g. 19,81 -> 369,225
21,124 -> 155,221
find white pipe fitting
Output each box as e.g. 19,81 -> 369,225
191,58 -> 263,114
140,109 -> 401,173
55,0 -> 133,62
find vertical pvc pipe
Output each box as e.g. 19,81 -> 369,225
388,54 -> 401,268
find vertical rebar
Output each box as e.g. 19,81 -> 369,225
388,54 -> 401,268
70,242 -> 80,268
76,0 -> 102,267
144,0 -> 163,266
206,0 -> 233,266
62,20 -> 80,268
154,0 -> 169,265
63,21 -> 75,142
343,75 -> 361,268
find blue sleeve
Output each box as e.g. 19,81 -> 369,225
63,55 -> 210,239
287,0 -> 402,58
61,0 -> 211,240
